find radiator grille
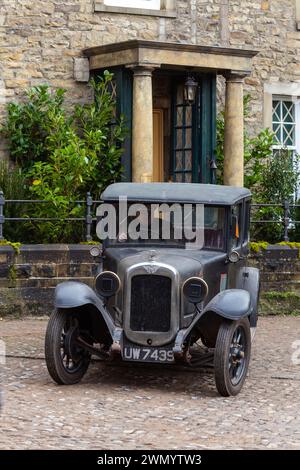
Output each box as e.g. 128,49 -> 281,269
130,274 -> 171,332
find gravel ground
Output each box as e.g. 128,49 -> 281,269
0,316 -> 299,450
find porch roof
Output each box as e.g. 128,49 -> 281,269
84,40 -> 258,75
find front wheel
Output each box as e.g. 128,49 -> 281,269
45,309 -> 91,385
214,318 -> 251,397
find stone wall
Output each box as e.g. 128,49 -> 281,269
0,244 -> 298,317
0,245 -> 99,316
249,245 -> 300,292
0,0 -> 299,158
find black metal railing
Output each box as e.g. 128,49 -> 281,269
0,191 -> 299,243
0,191 -> 102,242
250,202 -> 300,242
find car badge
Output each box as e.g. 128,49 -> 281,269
144,264 -> 159,274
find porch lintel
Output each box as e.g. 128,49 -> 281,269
84,40 -> 258,75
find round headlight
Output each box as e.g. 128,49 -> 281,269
182,277 -> 208,304
90,246 -> 102,258
95,271 -> 121,298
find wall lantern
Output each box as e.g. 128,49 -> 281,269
183,75 -> 198,105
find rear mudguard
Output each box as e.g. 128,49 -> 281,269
174,289 -> 252,355
54,281 -> 117,341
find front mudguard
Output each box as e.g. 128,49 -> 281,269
54,281 -> 116,340
174,289 -> 252,355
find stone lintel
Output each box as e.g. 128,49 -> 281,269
84,40 -> 258,75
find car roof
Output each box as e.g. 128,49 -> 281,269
101,183 -> 251,205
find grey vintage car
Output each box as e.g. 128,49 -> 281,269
45,183 -> 260,396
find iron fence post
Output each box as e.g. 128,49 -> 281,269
0,191 -> 5,241
283,200 -> 290,242
86,192 -> 93,242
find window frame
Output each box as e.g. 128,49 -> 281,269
272,95 -> 300,154
95,0 -> 177,17
271,94 -> 300,200
272,95 -> 296,151
104,0 -> 161,10
231,203 -> 243,249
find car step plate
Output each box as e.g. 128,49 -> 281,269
123,339 -> 174,364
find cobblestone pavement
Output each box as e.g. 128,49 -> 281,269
0,317 -> 299,450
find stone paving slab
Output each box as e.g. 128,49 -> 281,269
0,317 -> 299,450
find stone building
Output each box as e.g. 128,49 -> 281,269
0,0 -> 300,186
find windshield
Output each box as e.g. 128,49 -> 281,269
99,202 -> 226,251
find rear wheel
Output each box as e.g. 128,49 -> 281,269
45,309 -> 91,385
214,318 -> 251,397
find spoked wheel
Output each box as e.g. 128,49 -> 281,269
45,309 -> 91,385
214,318 -> 251,397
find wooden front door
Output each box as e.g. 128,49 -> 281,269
153,108 -> 164,182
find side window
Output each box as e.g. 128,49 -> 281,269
231,204 -> 242,248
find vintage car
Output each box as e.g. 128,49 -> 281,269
45,183 -> 260,396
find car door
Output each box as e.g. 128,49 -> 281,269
228,202 -> 245,289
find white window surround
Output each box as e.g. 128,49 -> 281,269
264,82 -> 300,157
272,97 -> 299,152
95,0 -> 176,17
264,83 -> 300,197
105,0 -> 160,9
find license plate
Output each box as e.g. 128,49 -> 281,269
123,341 -> 174,364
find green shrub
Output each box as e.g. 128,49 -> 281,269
0,86 -> 67,167
0,71 -> 127,243
249,241 -> 300,257
251,149 -> 300,243
259,291 -> 300,316
0,162 -> 32,242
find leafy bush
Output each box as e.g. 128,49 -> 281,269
260,149 -> 299,203
251,149 -> 300,242
1,87 -> 67,168
0,162 -> 32,241
0,71 -> 127,243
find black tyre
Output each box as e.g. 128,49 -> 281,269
214,318 -> 251,397
45,309 -> 91,385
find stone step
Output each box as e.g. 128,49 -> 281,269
0,244 -> 99,265
11,262 -> 99,279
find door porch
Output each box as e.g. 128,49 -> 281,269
84,40 -> 258,187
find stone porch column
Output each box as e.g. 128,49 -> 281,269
131,66 -> 154,183
223,73 -> 245,187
